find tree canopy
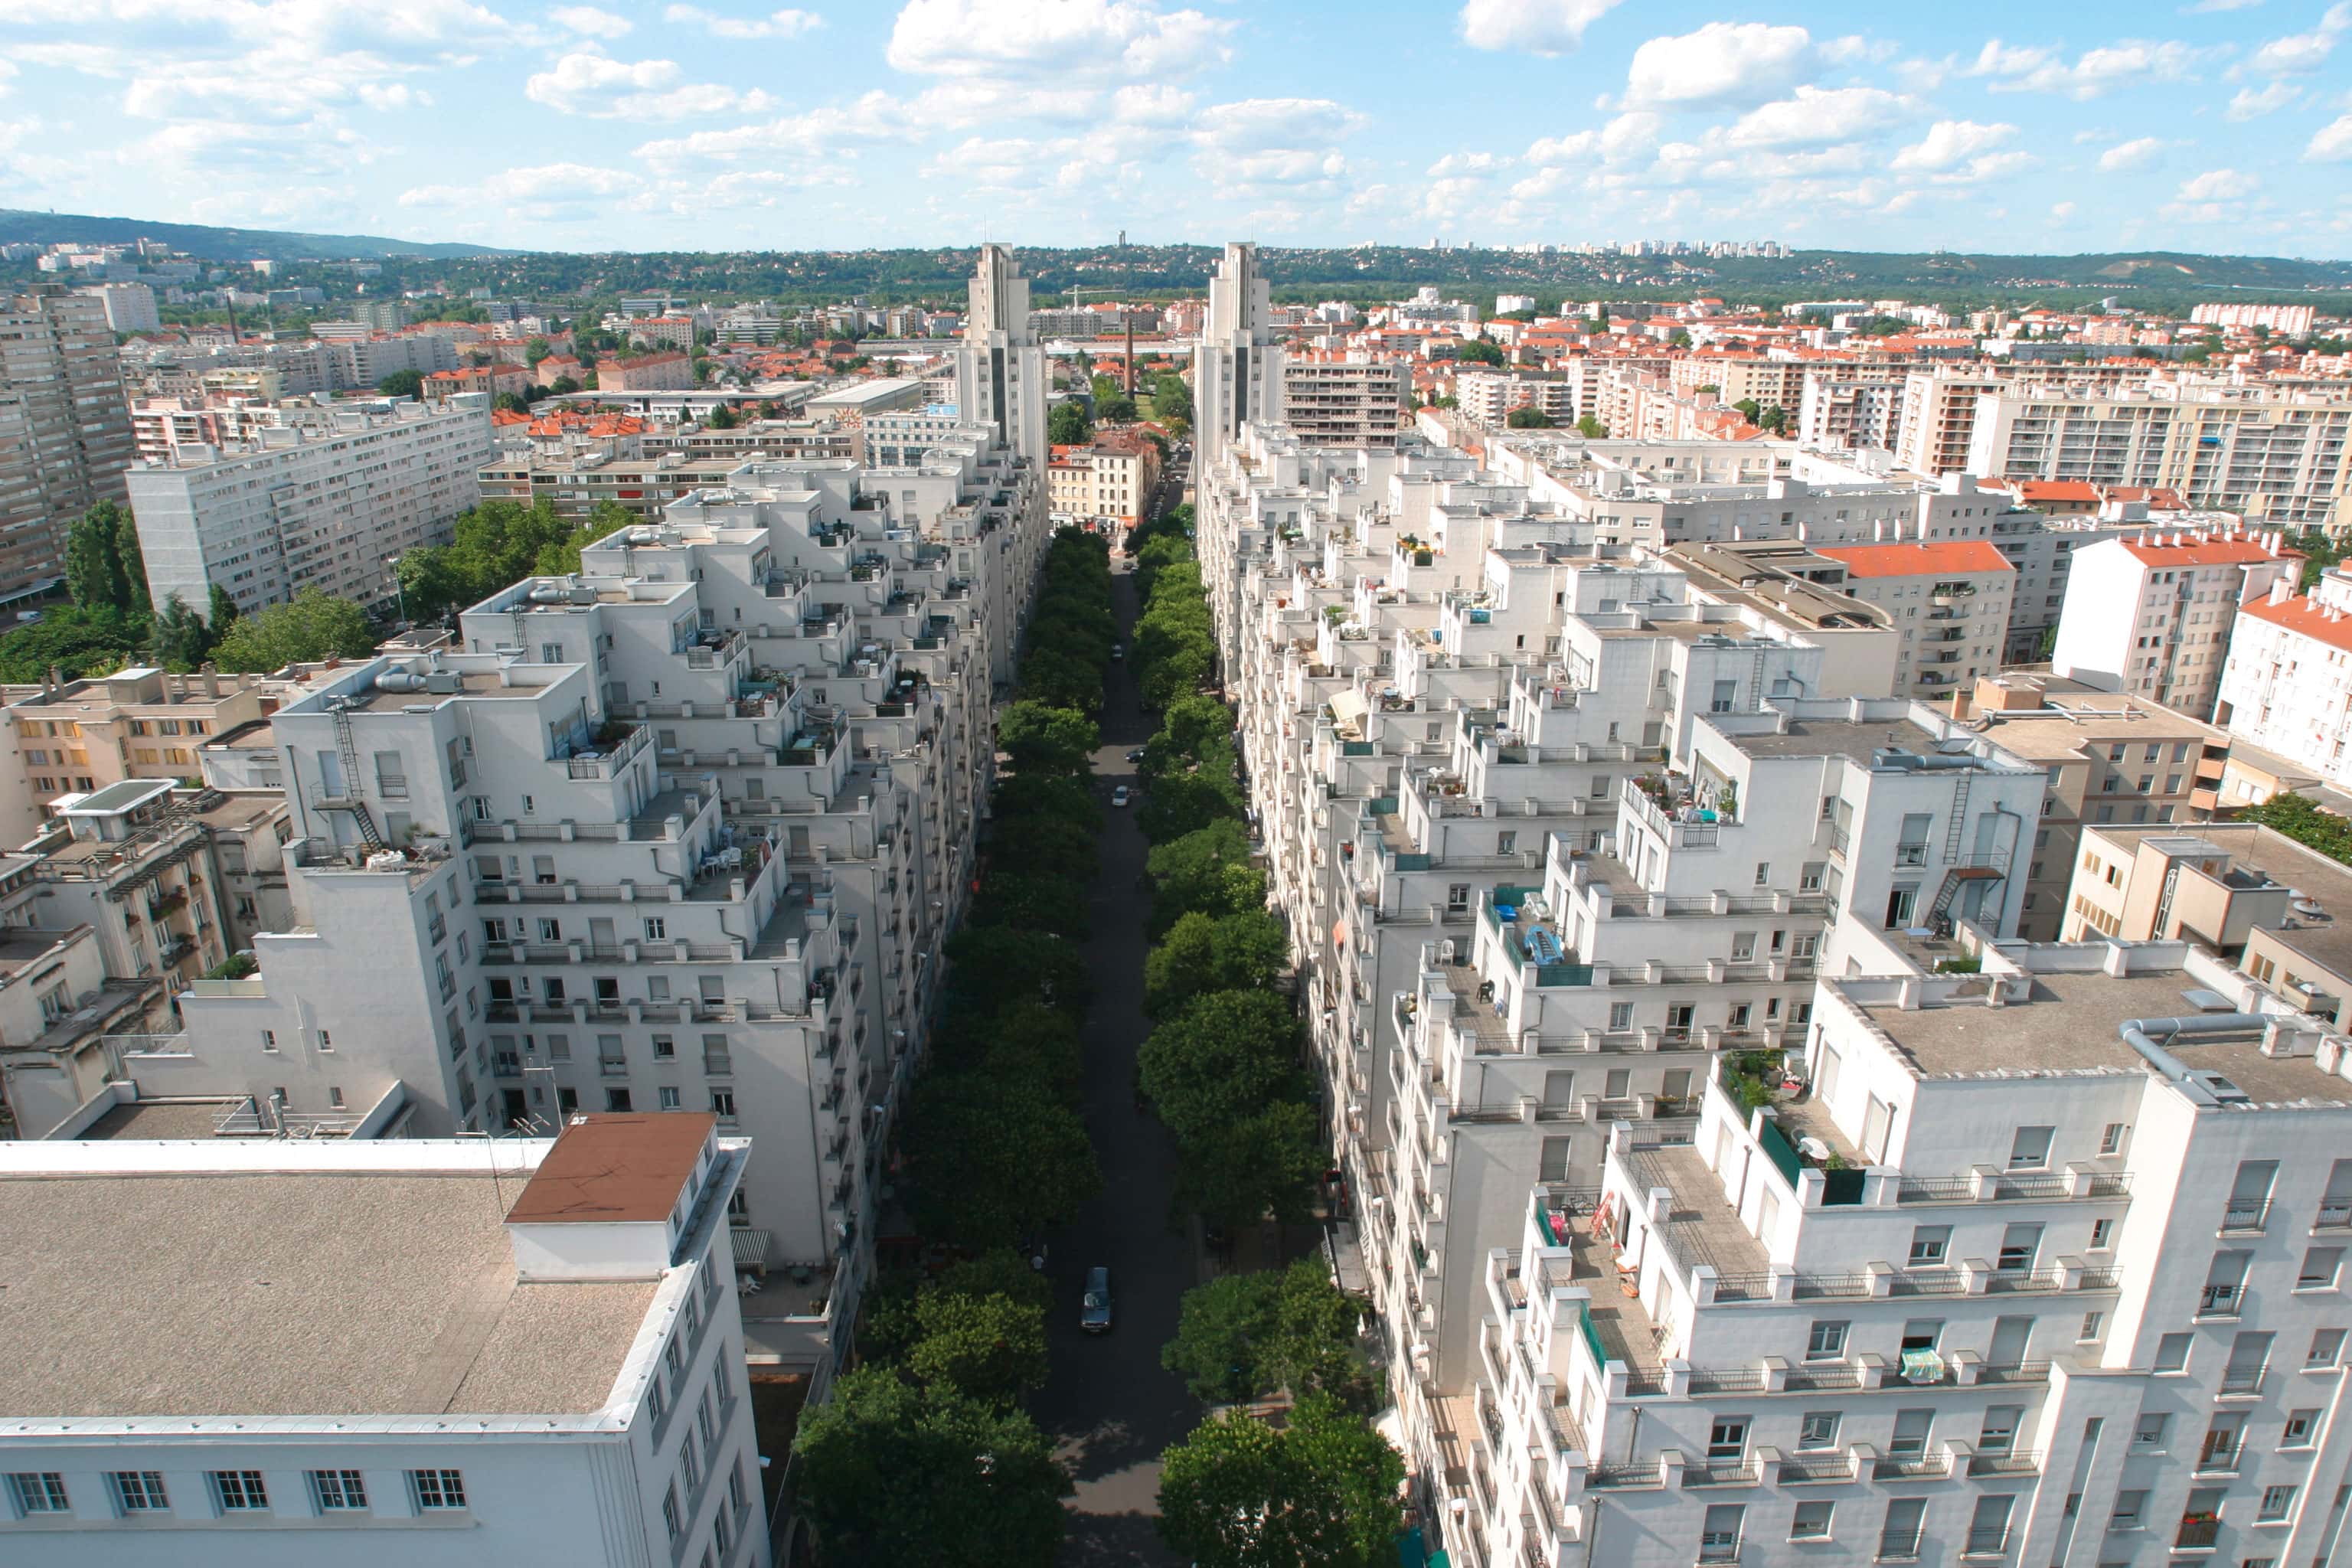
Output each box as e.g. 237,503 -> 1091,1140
396,498 -> 636,620
1156,1396 -> 1405,1568
905,1066 -> 1102,1247
1048,401 -> 1092,446
210,589 -> 376,672
1162,1260 -> 1370,1406
64,501 -> 149,618
1138,990 -> 1304,1148
1145,909 -> 1290,1018
375,369 -> 424,399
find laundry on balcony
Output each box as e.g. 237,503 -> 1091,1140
1899,1347 -> 1947,1384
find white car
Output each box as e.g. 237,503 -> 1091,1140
1111,786 -> 1131,807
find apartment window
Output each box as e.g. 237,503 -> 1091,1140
1756,861 -> 1772,887
2283,1409 -> 2320,1446
662,1484 -> 682,1543
2079,1312 -> 2105,1343
104,1469 -> 168,1514
1997,1223 -> 2042,1273
710,1089 -> 737,1121
1791,1500 -> 1834,1540
1908,1226 -> 1950,1266
1965,1494 -> 2013,1556
2300,1247 -> 2344,1290
309,1470 -> 368,1511
318,1030 -> 332,1052
2226,1159 -> 2279,1230
1604,1067 -> 1631,1099
2258,1484 -> 2298,1522
1497,831 -> 1516,855
1707,1416 -> 1751,1461
8,1473 -> 68,1514
1879,1497 -> 1927,1560
1798,1410 -> 1841,1449
659,1086 -> 681,1110
2109,1489 -> 2146,1529
1730,930 -> 1756,962
1448,884 -> 1471,912
2089,1218 -> 2115,1251
1806,1320 -> 1849,1360
2007,1125 -> 2053,1169
2132,1413 -> 2170,1449
1608,1001 -> 1634,1031
2098,1121 -> 2127,1155
2308,1328 -> 2346,1366
1699,1502 -> 1745,1562
1888,1409 -> 1934,1456
209,1471 -> 269,1511
2154,1331 -> 2193,1373
606,1089 -> 632,1112
645,916 -> 668,940
262,1028 -> 278,1053
408,1470 -> 466,1511
1978,1406 -> 2020,1454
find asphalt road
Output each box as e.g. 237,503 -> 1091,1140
1027,543 -> 1195,1567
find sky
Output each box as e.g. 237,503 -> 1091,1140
2,0 -> 2350,256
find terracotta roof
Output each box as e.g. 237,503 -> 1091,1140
2117,534 -> 2290,567
2015,481 -> 2101,502
1816,541 -> 2016,578
2239,593 -> 2352,655
505,1112 -> 715,1225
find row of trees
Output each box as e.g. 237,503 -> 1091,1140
792,528 -> 1118,1566
395,499 -> 641,622
1121,505 -> 1410,1566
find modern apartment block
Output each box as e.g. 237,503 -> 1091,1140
1470,932 -> 2352,1568
1193,242 -> 1284,471
1456,372 -> 1578,430
124,436 -> 1049,1387
0,1115 -> 770,1568
2051,530 -> 2300,716
1811,541 -> 2017,703
1283,357 -> 1407,447
952,245 -> 1047,466
2216,570 -> 2352,792
0,286 -> 137,600
1965,384 -> 2352,531
126,397 -> 495,619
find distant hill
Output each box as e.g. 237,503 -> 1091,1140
0,209 -> 511,261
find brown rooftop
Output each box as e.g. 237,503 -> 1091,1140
506,1112 -> 714,1225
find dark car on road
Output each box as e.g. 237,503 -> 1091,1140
1080,1266 -> 1114,1333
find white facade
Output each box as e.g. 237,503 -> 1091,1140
952,246 -> 1047,468
126,398 -> 495,619
2051,531 -> 2299,715
2215,570 -> 2352,791
0,1118 -> 769,1568
1192,242 -> 1283,472
82,281 -> 161,333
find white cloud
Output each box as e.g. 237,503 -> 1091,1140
549,5 -> 631,38
663,5 -> 824,39
1428,150 -> 1506,176
2176,166 -> 2252,201
2308,111 -> 2352,158
2097,135 -> 2167,171
524,49 -> 776,119
1970,36 -> 2210,98
2050,200 -> 2076,218
633,90 -> 920,162
2182,0 -> 2262,10
1724,86 -> 1913,149
1890,118 -> 2017,172
1623,21 -> 1816,106
1458,0 -> 1624,55
2228,81 -> 2301,117
1192,96 -> 1365,152
1524,112 -> 1658,166
886,0 -> 1230,81
399,160 -> 647,218
2239,2 -> 2350,74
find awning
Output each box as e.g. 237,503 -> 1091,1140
1325,1220 -> 1370,1298
727,1227 -> 774,1270
1330,688 -> 1369,733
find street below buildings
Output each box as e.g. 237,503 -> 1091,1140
1028,532 -> 1192,1568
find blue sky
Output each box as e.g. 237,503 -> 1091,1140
2,0 -> 2349,256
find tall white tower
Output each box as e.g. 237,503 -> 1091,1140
954,244 -> 1047,466
1192,241 -> 1283,470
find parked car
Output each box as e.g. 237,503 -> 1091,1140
1110,642 -> 1125,660
1111,786 -> 1131,807
1125,747 -> 1147,763
1080,1266 -> 1113,1333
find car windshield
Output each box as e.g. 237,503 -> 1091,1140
1083,1291 -> 1108,1308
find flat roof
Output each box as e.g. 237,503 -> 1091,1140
62,777 -> 175,815
1724,716 -> 1949,766
78,1099 -> 243,1139
0,1170 -> 655,1418
506,1112 -> 714,1225
2095,821 -> 2352,979
341,670 -> 541,713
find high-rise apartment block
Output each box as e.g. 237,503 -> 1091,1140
953,245 -> 1047,466
1193,243 -> 1283,470
0,286 -> 137,600
80,280 -> 161,333
2051,531 -> 2298,715
1282,357 -> 1407,447
126,397 -> 495,619
0,1115 -> 769,1568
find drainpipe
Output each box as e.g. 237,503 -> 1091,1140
2116,1014 -> 2274,1086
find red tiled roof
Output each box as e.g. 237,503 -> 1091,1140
2117,534 -> 2292,567
2239,593 -> 2352,655
1816,541 -> 2016,578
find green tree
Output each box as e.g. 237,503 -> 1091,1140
1048,401 -> 1093,446
1147,818 -> 1266,933
943,925 -> 1094,1024
972,872 -> 1091,941
2233,791 -> 2352,864
1138,991 -> 1303,1148
1179,1099 -> 1327,1228
1156,1396 -> 1405,1568
493,390 -> 531,414
1505,406 -> 1556,428
147,593 -> 213,671
64,500 -> 149,617
207,583 -> 240,630
906,1067 -> 1102,1246
0,608 -> 142,683
997,700 -> 1099,777
1136,754 -> 1243,842
1163,1260 -> 1367,1405
1733,397 -> 1761,423
1455,337 -> 1506,366
376,369 -> 425,399
988,811 -> 1103,884
523,335 -> 552,364
1152,372 -> 1194,431
548,374 -> 582,396
706,403 -> 740,429
795,1367 -> 1072,1568
905,1288 -> 1050,1407
208,588 -> 376,671
1575,413 -> 1608,438
1144,910 -> 1290,1017
1756,403 -> 1788,434
1096,393 -> 1138,423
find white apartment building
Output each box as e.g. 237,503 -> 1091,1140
1458,372 -> 1577,430
126,397 -> 495,619
1193,242 -> 1284,471
1893,370 -> 2001,479
80,280 -> 160,333
2052,531 -> 2300,716
1,286 -> 136,599
1798,371 -> 1904,452
0,1116 -> 770,1568
123,439 -> 1049,1386
2216,569 -> 2352,792
1965,384 -> 2352,532
1812,541 -> 2017,704
952,246 -> 1047,467
1284,358 -> 1407,448
2190,302 -> 2319,338
1468,931 -> 2352,1568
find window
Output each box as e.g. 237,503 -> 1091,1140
2089,1218 -> 2114,1251
1889,1409 -> 1934,1457
1798,1410 -> 1841,1450
8,1473 -> 68,1514
2308,1328 -> 2346,1366
1791,1499 -> 1834,1540
1608,1001 -> 1634,1031
409,1470 -> 466,1511
659,1086 -> 681,1110
2132,1413 -> 2170,1449
2283,1409 -> 2320,1446
309,1470 -> 368,1511
606,1089 -> 632,1112
1707,1416 -> 1751,1460
1908,1226 -> 1950,1266
2099,1121 -> 2127,1155
110,1471 -> 168,1513
1700,1502 -> 1745,1561
210,1471 -> 269,1511
2257,1484 -> 2298,1522
1997,1223 -> 2042,1273
710,1089 -> 737,1120
2154,1331 -> 2193,1373
2007,1125 -> 2053,1169
1807,1320 -> 1849,1360
1879,1497 -> 1926,1560
2109,1489 -> 2146,1528
1965,1494 -> 2014,1555
2300,1246 -> 2343,1290
662,1484 -> 681,1542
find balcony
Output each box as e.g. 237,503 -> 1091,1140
1967,1450 -> 2041,1477
2176,1517 -> 2220,1550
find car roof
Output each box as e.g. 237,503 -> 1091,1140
1085,1265 -> 1110,1285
